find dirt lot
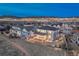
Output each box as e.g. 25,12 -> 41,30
0,38 -> 25,56
0,34 -> 66,56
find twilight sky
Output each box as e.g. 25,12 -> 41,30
0,3 -> 79,17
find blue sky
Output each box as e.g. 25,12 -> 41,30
0,3 -> 79,17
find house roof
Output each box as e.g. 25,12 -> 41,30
38,26 -> 59,31
24,26 -> 36,31
72,30 -> 79,32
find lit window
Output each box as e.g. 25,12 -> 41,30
48,31 -> 52,34
41,29 -> 46,33
37,29 -> 40,32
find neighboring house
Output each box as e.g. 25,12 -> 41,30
60,26 -> 73,34
10,26 -> 35,39
72,33 -> 79,45
72,26 -> 79,32
10,26 -> 22,37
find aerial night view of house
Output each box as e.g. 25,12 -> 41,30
0,3 -> 79,56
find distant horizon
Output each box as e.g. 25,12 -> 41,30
0,15 -> 79,18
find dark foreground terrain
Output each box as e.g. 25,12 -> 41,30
0,38 -> 25,56
0,34 -> 66,56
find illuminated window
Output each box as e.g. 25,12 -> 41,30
48,30 -> 52,34
37,29 -> 40,32
41,29 -> 46,33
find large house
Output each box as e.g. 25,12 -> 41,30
36,26 -> 60,41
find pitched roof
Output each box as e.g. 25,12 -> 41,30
38,26 -> 59,31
